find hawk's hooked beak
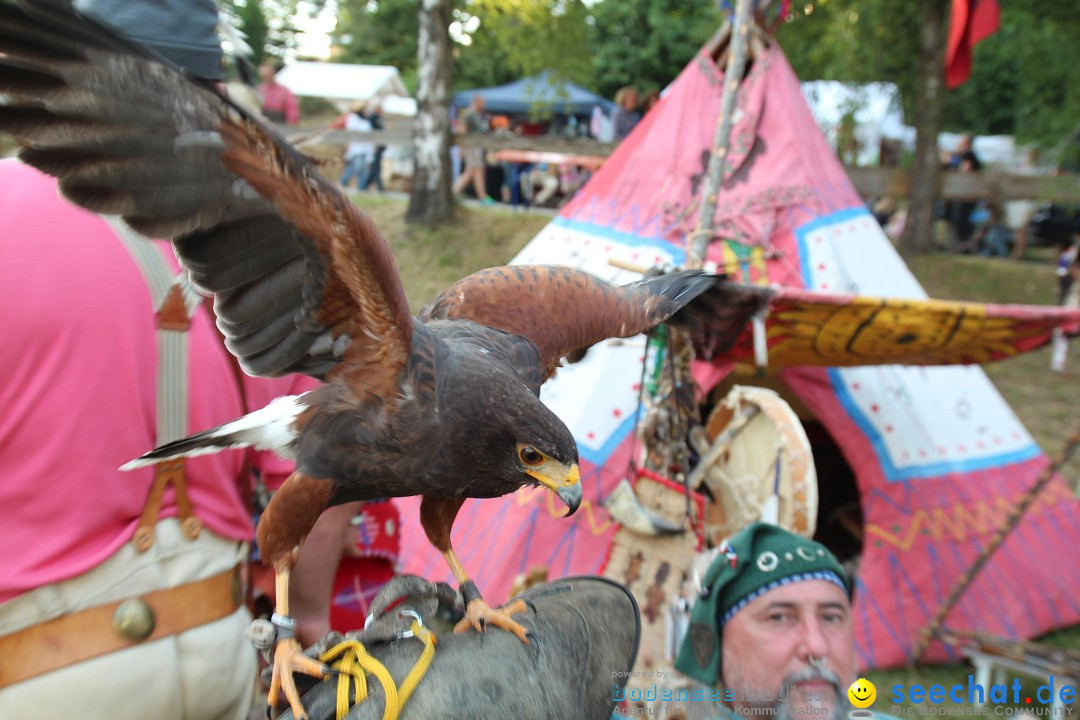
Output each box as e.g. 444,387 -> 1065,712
527,462 -> 582,517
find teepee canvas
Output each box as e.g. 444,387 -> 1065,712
399,43 -> 1080,669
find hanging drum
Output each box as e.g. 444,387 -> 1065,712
700,385 -> 818,542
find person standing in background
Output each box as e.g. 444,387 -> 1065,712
612,86 -> 641,141
339,102 -> 375,189
360,101 -> 386,193
453,94 -> 493,204
257,63 -> 299,126
1051,238 -> 1080,372
945,134 -> 982,253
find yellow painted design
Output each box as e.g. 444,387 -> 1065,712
864,482 -> 1073,550
513,486 -> 614,536
763,296 -> 1054,366
717,243 -> 769,286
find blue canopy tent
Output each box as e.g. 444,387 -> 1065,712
452,72 -> 614,116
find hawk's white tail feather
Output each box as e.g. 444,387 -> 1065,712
120,394 -> 306,470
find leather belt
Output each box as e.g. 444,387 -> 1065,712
0,566 -> 242,689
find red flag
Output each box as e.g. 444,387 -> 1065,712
945,0 -> 1001,88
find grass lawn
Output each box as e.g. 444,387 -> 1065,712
351,193 -> 550,310
354,195 -> 1080,708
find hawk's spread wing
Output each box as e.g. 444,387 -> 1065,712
0,0 -> 412,392
418,265 -> 772,370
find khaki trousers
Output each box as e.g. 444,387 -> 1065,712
0,519 -> 256,720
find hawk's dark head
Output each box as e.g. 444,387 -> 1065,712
445,363 -> 581,516
506,396 -> 581,516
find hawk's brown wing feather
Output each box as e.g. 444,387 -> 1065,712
0,0 -> 412,393
418,266 -> 769,372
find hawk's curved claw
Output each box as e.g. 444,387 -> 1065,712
454,597 -> 531,644
267,637 -> 330,720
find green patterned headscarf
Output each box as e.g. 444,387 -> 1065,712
674,523 -> 852,686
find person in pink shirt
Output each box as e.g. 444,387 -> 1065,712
0,2 -> 345,718
258,62 -> 301,125
0,157 -> 354,720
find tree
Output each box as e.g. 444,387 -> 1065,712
587,0 -> 723,100
774,0 -> 944,255
901,0 -> 949,256
407,0 -> 455,225
335,0 -> 422,90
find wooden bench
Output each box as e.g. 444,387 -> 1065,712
963,647 -> 1078,716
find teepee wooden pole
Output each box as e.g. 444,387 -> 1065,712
912,427 -> 1080,663
689,0 -> 754,269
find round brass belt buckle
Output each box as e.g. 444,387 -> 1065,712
113,598 -> 156,641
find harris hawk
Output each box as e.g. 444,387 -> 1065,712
0,1 -> 767,717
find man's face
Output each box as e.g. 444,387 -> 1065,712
721,579 -> 855,720
258,64 -> 275,83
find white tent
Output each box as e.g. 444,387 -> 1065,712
379,94 -> 417,117
274,62 -> 409,111
800,81 -> 907,166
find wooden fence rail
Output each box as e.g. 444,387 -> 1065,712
290,127 -> 1080,203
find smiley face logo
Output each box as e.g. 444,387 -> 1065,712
848,678 -> 876,708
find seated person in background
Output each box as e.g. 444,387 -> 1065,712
676,523 -> 891,720
559,164 -> 587,200
520,163 -> 560,207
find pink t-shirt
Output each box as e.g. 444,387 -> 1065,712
258,82 -> 300,125
0,161 -> 319,602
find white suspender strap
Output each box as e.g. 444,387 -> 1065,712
106,217 -> 204,550
106,217 -> 201,444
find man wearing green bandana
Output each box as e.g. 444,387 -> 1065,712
675,523 -> 874,720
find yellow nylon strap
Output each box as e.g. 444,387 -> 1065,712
318,621 -> 437,720
397,622 -> 436,707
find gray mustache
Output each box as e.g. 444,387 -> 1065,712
781,666 -> 846,700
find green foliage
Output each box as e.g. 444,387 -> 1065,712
221,0 -> 311,62
451,6 -> 518,91
335,0 -> 717,106
325,0 -> 1080,155
227,0 -> 269,65
334,1 -> 594,100
942,0 -> 1080,150
586,0 -> 723,100
777,0 -> 1080,152
462,0 -> 591,87
335,0 -> 421,73
777,0 -> 921,117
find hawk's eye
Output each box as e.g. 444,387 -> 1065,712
518,445 -> 544,466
